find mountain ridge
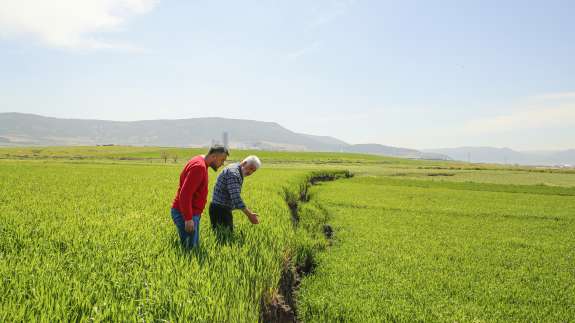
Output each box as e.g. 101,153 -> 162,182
424,147 -> 575,166
0,112 -> 445,160
3,113 -> 572,165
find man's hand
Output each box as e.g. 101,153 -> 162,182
242,208 -> 259,224
184,219 -> 195,233
247,212 -> 259,224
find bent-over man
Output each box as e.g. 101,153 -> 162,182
209,155 -> 261,232
171,145 -> 228,249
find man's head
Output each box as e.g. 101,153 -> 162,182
240,155 -> 261,177
205,145 -> 229,171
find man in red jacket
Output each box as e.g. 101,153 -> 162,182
171,145 -> 229,249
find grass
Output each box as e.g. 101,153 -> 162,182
0,160 -> 320,321
1,146 -> 574,321
297,175 -> 575,322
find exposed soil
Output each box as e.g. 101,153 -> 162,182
287,201 -> 299,226
260,261 -> 298,323
322,224 -> 333,239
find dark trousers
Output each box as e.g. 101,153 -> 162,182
209,203 -> 233,232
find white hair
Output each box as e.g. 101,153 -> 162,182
242,155 -> 261,169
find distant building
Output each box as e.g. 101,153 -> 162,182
223,132 -> 229,149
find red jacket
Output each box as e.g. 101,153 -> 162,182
172,155 -> 209,220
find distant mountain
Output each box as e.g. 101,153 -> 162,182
425,147 -> 575,166
300,133 -> 349,148
0,113 -> 331,150
4,113 -> 572,165
346,144 -> 449,160
551,149 -> 575,164
0,113 -> 447,160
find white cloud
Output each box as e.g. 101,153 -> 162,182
0,0 -> 157,50
462,104 -> 575,135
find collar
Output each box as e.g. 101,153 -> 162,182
237,163 -> 244,179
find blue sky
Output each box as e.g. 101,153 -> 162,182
1,0 -> 574,150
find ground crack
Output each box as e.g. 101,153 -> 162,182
260,171 -> 352,323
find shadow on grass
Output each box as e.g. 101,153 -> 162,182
213,226 -> 246,246
168,227 -> 247,266
170,237 -> 209,266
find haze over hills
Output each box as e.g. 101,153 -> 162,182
345,144 -> 446,160
1,113 -> 573,166
424,147 -> 575,166
0,113 -> 444,160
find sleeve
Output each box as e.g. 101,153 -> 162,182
178,165 -> 202,221
227,173 -> 246,210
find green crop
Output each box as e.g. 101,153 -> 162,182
0,159 -> 327,321
1,147 -> 574,322
297,175 -> 575,322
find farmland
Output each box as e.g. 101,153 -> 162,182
0,160 -> 308,321
1,146 -> 574,322
297,176 -> 575,321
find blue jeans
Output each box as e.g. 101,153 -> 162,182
171,208 -> 200,249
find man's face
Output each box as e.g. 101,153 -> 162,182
241,163 -> 258,177
210,153 -> 228,171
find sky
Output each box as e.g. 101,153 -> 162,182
1,0 -> 574,151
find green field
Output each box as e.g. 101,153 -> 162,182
297,176 -> 575,321
1,146 -> 574,322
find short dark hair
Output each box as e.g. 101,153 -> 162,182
207,144 -> 229,156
